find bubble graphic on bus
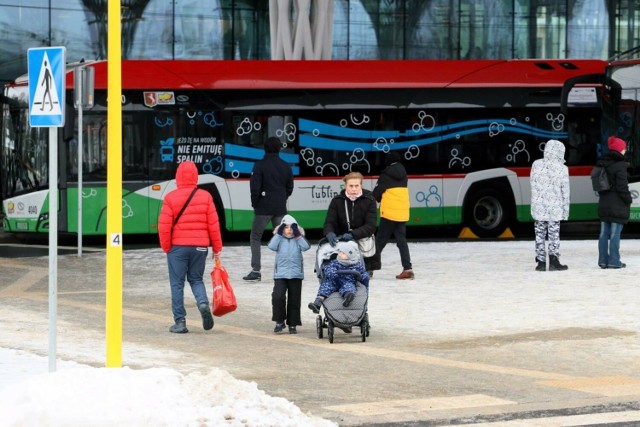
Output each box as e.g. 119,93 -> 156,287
449,148 -> 471,168
300,148 -> 315,166
506,140 -> 530,163
348,148 -> 370,173
236,118 -> 261,136
203,112 -> 223,128
405,145 -> 420,160
316,163 -> 340,176
276,123 -> 297,142
488,122 -> 505,137
373,137 -> 394,153
350,114 -> 370,126
122,199 -> 134,218
547,113 -> 565,131
203,156 -> 223,175
416,186 -> 442,209
82,188 -> 97,198
154,117 -> 174,128
160,137 -> 175,162
412,111 -> 436,133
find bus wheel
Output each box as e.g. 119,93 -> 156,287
466,188 -> 510,238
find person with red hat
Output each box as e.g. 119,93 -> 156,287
596,136 -> 632,269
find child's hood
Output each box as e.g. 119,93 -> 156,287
273,214 -> 305,236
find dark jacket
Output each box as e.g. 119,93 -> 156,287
250,153 -> 294,216
597,151 -> 632,224
323,189 -> 378,241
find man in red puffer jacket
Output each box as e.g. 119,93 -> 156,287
158,161 -> 223,333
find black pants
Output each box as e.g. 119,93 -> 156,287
271,278 -> 302,326
374,217 -> 412,271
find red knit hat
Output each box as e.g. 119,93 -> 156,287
608,136 -> 626,153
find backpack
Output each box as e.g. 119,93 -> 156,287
590,165 -> 611,192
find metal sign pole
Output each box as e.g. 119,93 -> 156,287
77,67 -> 83,257
48,127 -> 58,372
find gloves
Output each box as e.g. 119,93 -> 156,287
326,232 -> 338,247
277,223 -> 285,235
341,232 -> 353,241
291,223 -> 301,238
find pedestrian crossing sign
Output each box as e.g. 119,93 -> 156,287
28,47 -> 66,127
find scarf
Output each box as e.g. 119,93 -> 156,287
345,190 -> 362,202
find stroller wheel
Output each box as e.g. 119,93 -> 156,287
328,321 -> 334,344
316,315 -> 323,339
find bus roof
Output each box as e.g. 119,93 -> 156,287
11,59 -> 608,90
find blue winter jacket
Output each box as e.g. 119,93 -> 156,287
268,234 -> 310,279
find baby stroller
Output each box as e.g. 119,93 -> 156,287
313,238 -> 370,343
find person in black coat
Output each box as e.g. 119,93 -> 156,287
323,172 -> 379,273
597,136 -> 632,269
243,137 -> 294,281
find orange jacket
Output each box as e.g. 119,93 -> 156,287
158,162 -> 223,253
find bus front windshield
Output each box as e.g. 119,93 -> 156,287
1,86 -> 49,198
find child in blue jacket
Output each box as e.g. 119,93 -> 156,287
267,214 -> 310,334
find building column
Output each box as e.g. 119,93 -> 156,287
269,0 -> 334,60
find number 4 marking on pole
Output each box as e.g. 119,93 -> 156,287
110,233 -> 122,247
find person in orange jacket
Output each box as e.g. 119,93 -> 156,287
158,161 -> 223,333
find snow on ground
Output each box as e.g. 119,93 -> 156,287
2,237 -> 640,426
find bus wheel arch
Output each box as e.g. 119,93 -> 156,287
463,179 -> 514,238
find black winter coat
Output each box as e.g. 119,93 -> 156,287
597,151 -> 632,224
249,153 -> 294,216
323,189 -> 378,270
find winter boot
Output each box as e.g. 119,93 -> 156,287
169,319 -> 188,333
343,292 -> 355,307
198,303 -> 214,331
308,297 -> 322,314
549,255 -> 568,271
535,261 -> 546,272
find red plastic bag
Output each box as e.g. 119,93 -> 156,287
211,260 -> 237,317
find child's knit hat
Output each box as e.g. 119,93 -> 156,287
336,241 -> 360,266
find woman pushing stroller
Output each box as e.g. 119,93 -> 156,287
308,241 -> 370,313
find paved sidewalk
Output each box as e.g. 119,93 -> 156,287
1,238 -> 640,425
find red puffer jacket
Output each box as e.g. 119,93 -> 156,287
158,161 -> 223,254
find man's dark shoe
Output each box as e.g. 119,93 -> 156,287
243,270 -> 261,281
608,263 -> 626,269
274,322 -> 285,333
289,326 -> 297,334
343,292 -> 355,307
198,303 -> 214,330
169,319 -> 188,333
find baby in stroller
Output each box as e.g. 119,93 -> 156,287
308,241 -> 370,312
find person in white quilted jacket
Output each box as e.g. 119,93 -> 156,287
530,139 -> 570,271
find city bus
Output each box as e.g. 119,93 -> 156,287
1,58 -> 631,238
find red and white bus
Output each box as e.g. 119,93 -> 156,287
3,58 -> 635,237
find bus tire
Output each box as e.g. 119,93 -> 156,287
465,187 -> 511,238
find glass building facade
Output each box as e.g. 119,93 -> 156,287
0,1 -> 638,84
